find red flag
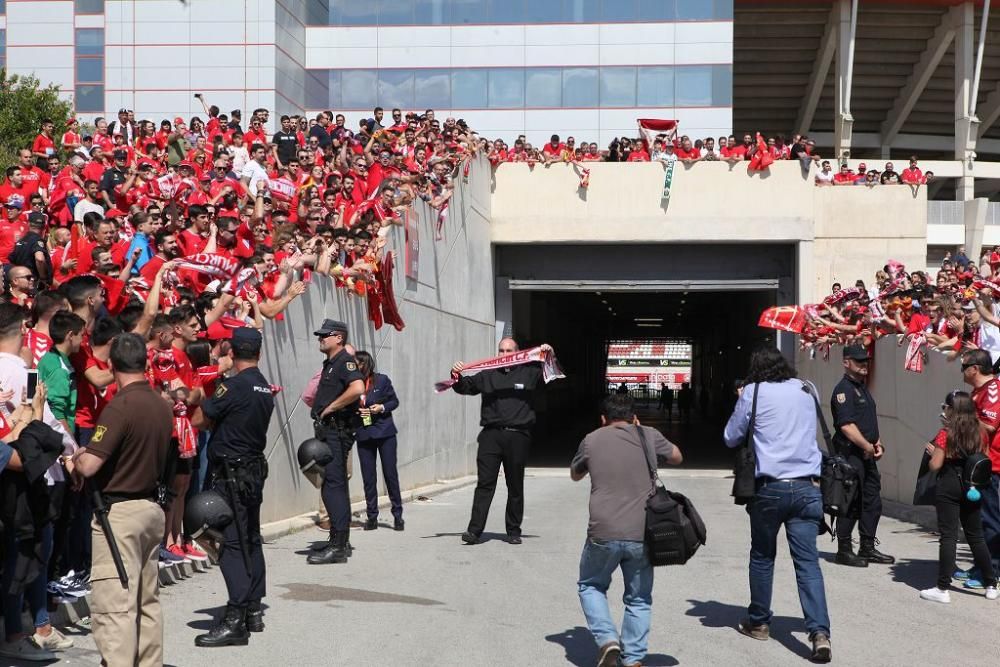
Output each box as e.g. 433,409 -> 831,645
637,119 -> 678,149
747,132 -> 774,173
758,306 -> 806,333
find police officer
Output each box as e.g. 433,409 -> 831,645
70,333 -> 173,667
831,344 -> 894,567
450,338 -> 552,545
190,328 -> 275,647
307,319 -> 364,565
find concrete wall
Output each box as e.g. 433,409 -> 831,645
797,338 -> 961,506
491,161 -> 928,304
254,155 -> 494,524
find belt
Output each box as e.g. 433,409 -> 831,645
102,492 -> 157,505
485,425 -> 530,433
757,475 -> 819,484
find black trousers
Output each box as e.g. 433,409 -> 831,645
467,428 -> 530,537
836,448 -> 883,543
321,427 -> 354,533
211,472 -> 266,609
935,465 -> 997,589
357,436 -> 402,520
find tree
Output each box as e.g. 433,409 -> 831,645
0,69 -> 74,170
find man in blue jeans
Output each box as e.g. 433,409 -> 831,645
724,346 -> 832,663
570,394 -> 683,667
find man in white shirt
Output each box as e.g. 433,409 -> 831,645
74,178 -> 105,222
814,161 -> 835,185
240,143 -> 269,197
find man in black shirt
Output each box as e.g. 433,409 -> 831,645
99,150 -> 130,209
307,319 -> 364,565
451,338 -> 552,545
308,112 -> 332,150
191,328 -> 275,647
9,212 -> 51,284
271,115 -> 299,167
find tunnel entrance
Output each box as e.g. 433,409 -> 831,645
494,243 -> 796,468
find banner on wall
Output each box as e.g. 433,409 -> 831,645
405,208 -> 419,281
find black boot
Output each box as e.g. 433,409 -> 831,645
835,539 -> 868,568
310,531 -> 333,552
364,517 -> 378,530
246,602 -> 264,633
858,539 -> 895,564
195,605 -> 250,647
307,530 -> 349,564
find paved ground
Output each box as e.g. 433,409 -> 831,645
18,470 -> 1000,666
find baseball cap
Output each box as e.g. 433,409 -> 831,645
27,212 -> 46,226
4,195 -> 24,209
199,173 -> 212,182
174,116 -> 185,126
842,345 -> 870,361
104,208 -> 126,219
313,319 -> 348,338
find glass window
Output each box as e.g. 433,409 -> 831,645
75,0 -> 104,13
601,0 -> 637,22
75,84 -> 104,112
674,65 -> 712,106
378,0 -> 413,24
452,69 -> 487,107
378,69 -> 415,109
328,70 -> 342,108
639,0 -> 675,21
76,58 -> 104,83
712,64 -> 732,105
562,67 -> 598,107
0,29 -> 5,70
341,69 -> 378,108
524,0 -> 562,23
489,0 -> 523,23
714,0 -> 733,19
414,69 -> 451,109
600,67 -> 636,107
637,66 -> 673,107
305,69 -> 330,109
525,68 -> 561,107
305,0 -> 330,25
0,0 -> 7,13
566,0 -> 600,22
450,0 -> 487,24
414,0 -> 448,24
336,0 -> 377,25
676,0 -> 712,20
75,28 -> 104,56
488,68 -> 524,108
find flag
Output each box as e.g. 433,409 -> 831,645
758,306 -> 806,333
973,278 -> 1000,295
747,132 -> 774,173
637,119 -> 678,150
661,159 -> 675,202
175,253 -> 241,280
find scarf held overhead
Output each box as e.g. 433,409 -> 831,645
434,345 -> 565,393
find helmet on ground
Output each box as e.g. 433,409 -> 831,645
298,437 -> 333,489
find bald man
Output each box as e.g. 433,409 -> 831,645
450,338 -> 551,545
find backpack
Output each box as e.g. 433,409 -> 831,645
962,453 -> 992,500
637,425 -> 707,565
802,381 -> 860,535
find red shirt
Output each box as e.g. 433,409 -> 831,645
83,160 -> 108,184
139,255 -> 166,284
932,427 -> 989,459
23,330 -> 53,369
901,167 -> 923,184
0,219 -> 29,264
32,134 -> 56,158
62,131 -> 82,147
906,312 -> 930,334
171,345 -> 197,390
178,229 -> 208,256
16,166 -> 47,195
542,143 -> 566,156
675,147 -> 700,160
74,347 -> 115,429
626,150 -> 650,162
0,181 -> 30,207
833,172 -> 855,184
971,378 -> 1000,472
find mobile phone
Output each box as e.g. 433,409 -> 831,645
26,369 -> 38,401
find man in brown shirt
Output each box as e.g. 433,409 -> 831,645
71,332 -> 173,667
570,394 -> 682,667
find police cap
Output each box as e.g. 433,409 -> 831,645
842,344 -> 870,361
231,327 -> 262,358
313,319 -> 348,338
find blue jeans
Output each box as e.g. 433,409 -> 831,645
2,523 -> 53,637
981,473 -> 1000,572
577,538 -> 653,665
748,479 -> 831,638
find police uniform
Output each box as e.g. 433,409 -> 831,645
308,319 -> 364,565
830,345 -> 893,566
454,361 -> 543,544
195,328 -> 275,646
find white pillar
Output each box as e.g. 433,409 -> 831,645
833,0 -> 857,161
955,1 -> 978,201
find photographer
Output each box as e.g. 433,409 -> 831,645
724,346 -> 831,663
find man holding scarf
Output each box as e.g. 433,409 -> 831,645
450,338 -> 554,545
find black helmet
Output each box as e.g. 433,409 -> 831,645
298,437 -> 333,489
184,490 -> 233,541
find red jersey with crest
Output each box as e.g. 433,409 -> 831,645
972,377 -> 1000,472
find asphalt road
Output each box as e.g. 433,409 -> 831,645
18,470 -> 1000,666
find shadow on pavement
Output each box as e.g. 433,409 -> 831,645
420,531 -> 537,543
685,599 -> 812,661
187,606 -> 222,631
544,626 -> 678,667
890,558 -> 938,591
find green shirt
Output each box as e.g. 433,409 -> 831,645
37,349 -> 77,432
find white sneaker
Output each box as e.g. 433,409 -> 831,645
920,587 -> 951,604
0,637 -> 57,661
986,587 -> 999,600
33,627 -> 74,650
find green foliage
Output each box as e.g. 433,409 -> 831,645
0,68 -> 74,170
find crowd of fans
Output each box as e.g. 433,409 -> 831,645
798,247 -> 1000,369
0,101 -> 479,660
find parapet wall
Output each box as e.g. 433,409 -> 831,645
798,338 -> 956,506
255,156 -> 495,524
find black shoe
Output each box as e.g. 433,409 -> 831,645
245,609 -> 264,633
835,550 -> 869,568
307,531 -> 349,564
393,518 -> 405,531
508,534 -> 522,545
858,545 -> 895,565
195,605 -> 250,647
364,518 -> 378,531
811,632 -> 832,663
461,531 -> 479,545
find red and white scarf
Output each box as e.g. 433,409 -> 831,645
176,253 -> 240,280
904,334 -> 926,373
434,345 -> 565,393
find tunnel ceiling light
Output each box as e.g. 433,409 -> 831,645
634,318 -> 663,322
681,300 -> 686,304
601,299 -> 608,304
595,291 -> 602,295
636,323 -> 662,328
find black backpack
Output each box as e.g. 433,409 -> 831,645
803,382 -> 860,535
637,426 -> 707,565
